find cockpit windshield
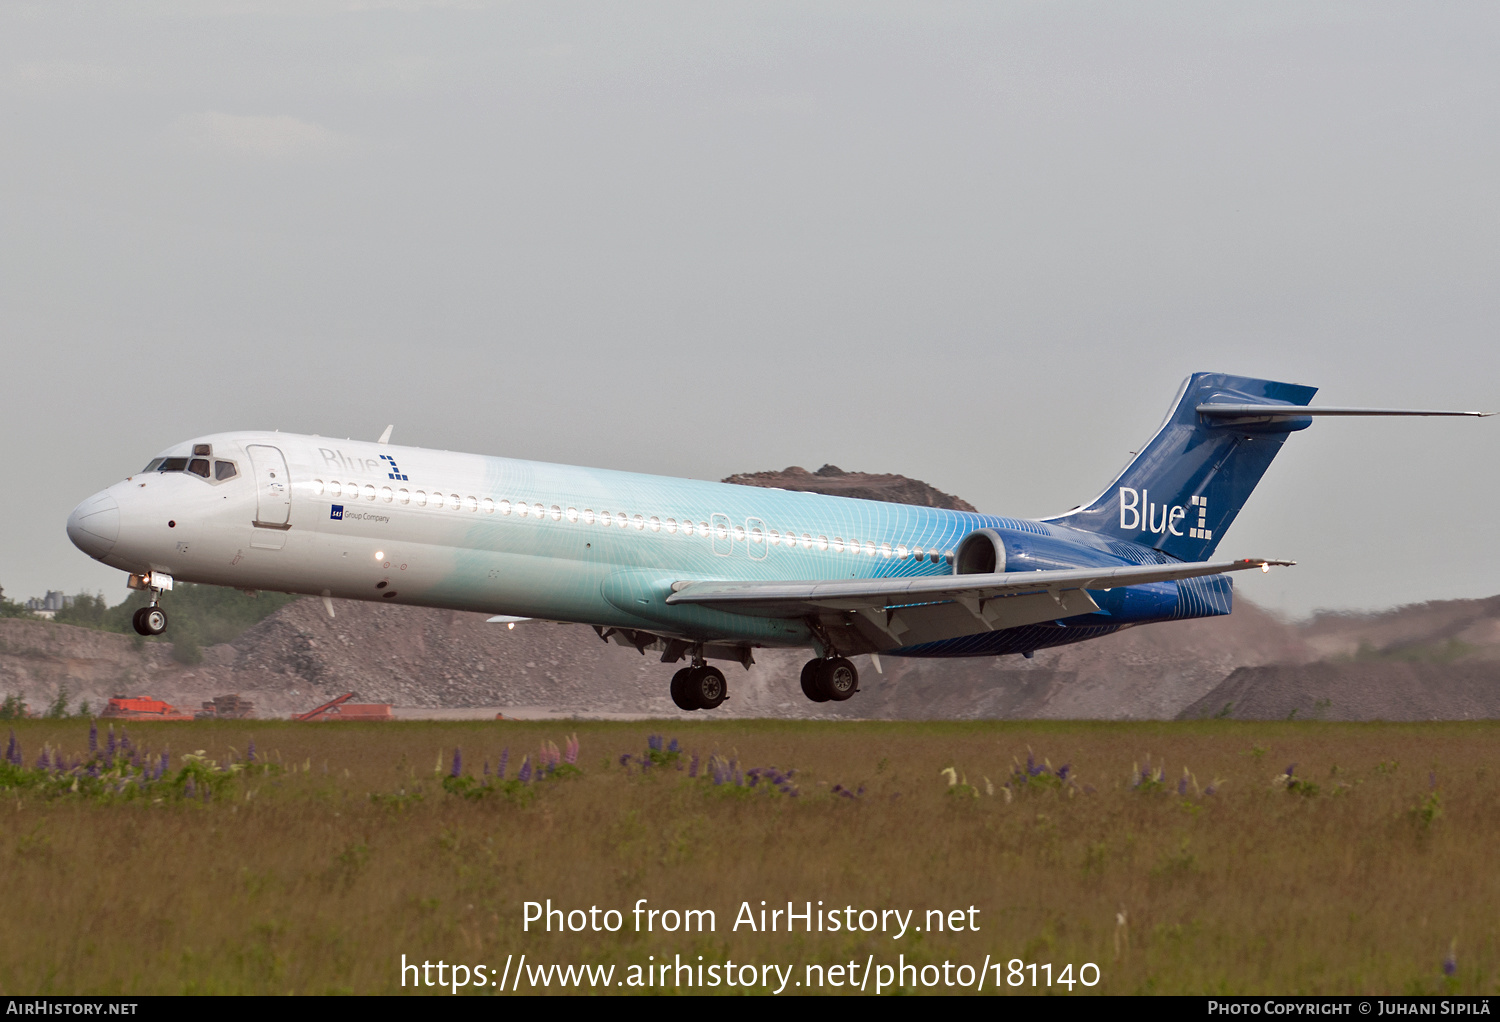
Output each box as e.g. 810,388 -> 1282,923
142,449 -> 237,481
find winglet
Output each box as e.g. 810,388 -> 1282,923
377,425 -> 394,444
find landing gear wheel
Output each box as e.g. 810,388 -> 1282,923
132,606 -> 168,636
686,665 -> 727,710
819,657 -> 859,702
800,659 -> 831,702
669,668 -> 698,711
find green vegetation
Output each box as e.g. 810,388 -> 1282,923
1341,638 -> 1479,664
0,719 -> 1496,995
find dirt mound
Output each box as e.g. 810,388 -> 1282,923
1179,661 -> 1500,721
723,465 -> 977,511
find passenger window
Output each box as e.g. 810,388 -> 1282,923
832,538 -> 844,552
329,481 -> 343,497
498,499 -> 511,514
381,487 -> 394,502
143,458 -> 164,472
649,516 -> 661,532
188,459 -> 210,478
551,505 -> 563,521
516,500 -> 528,517
415,490 -> 428,507
664,518 -> 677,533
215,461 -> 238,481
583,509 -> 595,524
399,489 -> 410,505
817,535 -> 828,551
364,484 -> 377,501
483,498 -> 495,514
566,507 -> 579,522
617,512 -> 629,528
930,551 -> 941,564
432,493 -> 446,509
466,496 -> 479,512
312,479 -> 326,496
598,510 -> 610,526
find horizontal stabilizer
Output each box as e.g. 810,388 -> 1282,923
1197,404 -> 1492,418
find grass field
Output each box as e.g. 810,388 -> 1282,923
1,718 -> 1496,996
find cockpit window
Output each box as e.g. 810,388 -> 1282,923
143,458 -> 164,472
188,459 -> 211,478
158,457 -> 188,473
193,443 -> 212,457
214,460 -> 238,481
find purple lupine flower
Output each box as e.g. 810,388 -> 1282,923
483,759 -> 490,777
88,721 -> 98,754
451,748 -> 462,778
518,756 -> 532,783
1285,763 -> 1297,777
648,735 -> 662,752
1430,771 -> 1438,791
564,735 -> 578,765
1177,776 -> 1189,796
247,739 -> 256,763
87,761 -> 100,778
5,731 -> 18,766
1444,948 -> 1457,977
498,748 -> 509,779
1057,764 -> 1071,781
618,753 -> 631,768
159,750 -> 170,776
106,725 -> 117,758
184,777 -> 195,798
733,767 -> 743,786
667,738 -> 680,754
688,754 -> 699,779
131,750 -> 142,770
35,747 -> 50,770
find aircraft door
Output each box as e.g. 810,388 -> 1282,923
247,444 -> 292,549
710,513 -> 734,557
745,517 -> 768,561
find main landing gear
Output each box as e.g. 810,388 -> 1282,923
800,656 -> 859,703
670,663 -> 728,711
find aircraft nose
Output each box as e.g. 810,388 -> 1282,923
67,490 -> 120,560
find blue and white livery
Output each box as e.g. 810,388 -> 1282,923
65,373 -> 1488,710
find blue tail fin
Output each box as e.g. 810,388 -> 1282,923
1045,372 -> 1316,560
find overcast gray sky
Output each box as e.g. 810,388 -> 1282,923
3,1 -> 1497,619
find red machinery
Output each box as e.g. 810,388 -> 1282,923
294,692 -> 393,722
100,696 -> 195,722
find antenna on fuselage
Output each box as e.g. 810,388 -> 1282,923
377,425 -> 394,444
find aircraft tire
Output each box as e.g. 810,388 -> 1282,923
669,668 -> 698,711
688,666 -> 727,710
131,608 -> 152,636
143,607 -> 168,636
820,657 -> 859,702
800,659 -> 831,702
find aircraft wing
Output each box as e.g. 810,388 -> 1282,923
667,557 -> 1293,652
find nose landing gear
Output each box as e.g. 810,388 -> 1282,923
132,604 -> 168,636
670,662 -> 728,711
800,656 -> 859,703
126,572 -> 173,636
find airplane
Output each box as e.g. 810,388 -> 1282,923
65,372 -> 1489,711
